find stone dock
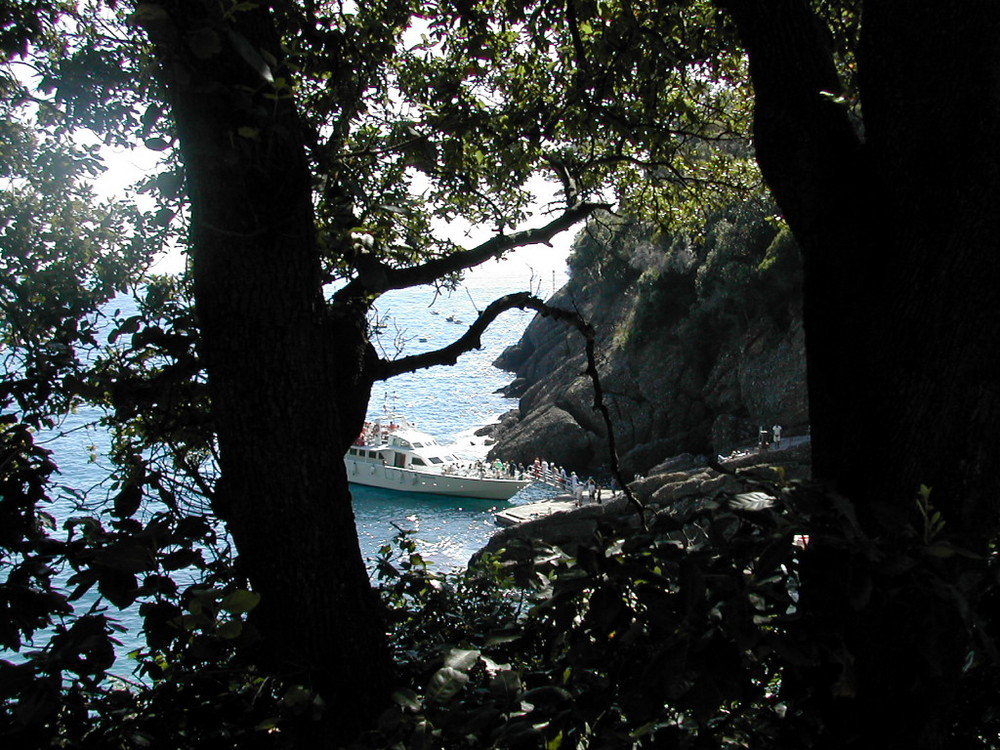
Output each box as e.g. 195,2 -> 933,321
494,495 -> 584,527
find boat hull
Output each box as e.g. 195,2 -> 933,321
345,458 -> 529,501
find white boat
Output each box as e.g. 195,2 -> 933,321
344,417 -> 531,501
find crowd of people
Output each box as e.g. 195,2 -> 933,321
446,456 -> 608,506
526,457 -> 607,506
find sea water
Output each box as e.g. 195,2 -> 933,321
18,244 -> 568,660
355,245 -> 568,570
38,243 -> 569,582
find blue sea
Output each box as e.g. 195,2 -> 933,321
40,244 -> 569,584
355,246 -> 568,568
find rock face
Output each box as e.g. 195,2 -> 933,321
487,208 -> 809,477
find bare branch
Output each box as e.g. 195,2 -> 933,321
332,201 -> 607,303
573,307 -> 648,528
371,291 -> 543,380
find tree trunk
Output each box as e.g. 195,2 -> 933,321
141,2 -> 392,741
718,1 -> 1000,747
854,1 -> 1000,541
721,0 -> 1000,546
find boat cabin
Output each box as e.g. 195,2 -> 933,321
346,427 -> 459,472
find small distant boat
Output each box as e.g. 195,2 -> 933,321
345,416 -> 530,501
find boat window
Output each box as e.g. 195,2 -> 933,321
412,458 -> 427,466
368,451 -> 380,459
428,457 -> 443,464
412,442 -> 424,448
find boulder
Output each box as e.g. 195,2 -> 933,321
488,403 -> 594,469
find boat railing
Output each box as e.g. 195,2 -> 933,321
439,460 -> 580,488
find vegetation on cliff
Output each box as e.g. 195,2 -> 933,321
570,200 -> 801,345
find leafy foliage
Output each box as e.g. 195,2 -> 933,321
356,478 -> 1000,749
0,409 -> 334,749
6,408 -> 1000,749
0,81 -> 154,427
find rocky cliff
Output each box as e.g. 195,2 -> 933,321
487,202 -> 809,477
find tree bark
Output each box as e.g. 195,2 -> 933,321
139,2 -> 392,741
717,1 -> 1000,747
719,0 -> 1000,546
855,0 -> 1000,541
713,0 -> 870,492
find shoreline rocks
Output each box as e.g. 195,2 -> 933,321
473,442 -> 811,566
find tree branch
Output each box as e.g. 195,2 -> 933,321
331,201 -> 607,303
371,291 -> 646,524
371,292 -> 545,380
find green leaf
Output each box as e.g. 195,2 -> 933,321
427,666 -> 468,702
160,548 -> 206,571
143,137 -> 170,151
281,685 -> 315,707
220,589 -> 261,615
98,570 -> 138,609
925,543 -> 955,558
113,483 -> 143,518
216,618 -> 243,639
489,670 -> 522,706
520,686 -> 572,707
391,688 -> 422,710
444,647 -> 480,671
95,539 -> 155,574
484,629 -> 521,646
152,207 -> 175,227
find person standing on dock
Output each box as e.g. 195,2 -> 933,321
758,426 -> 770,452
